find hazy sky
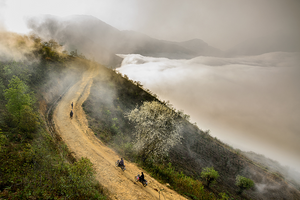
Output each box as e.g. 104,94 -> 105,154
1,0 -> 300,50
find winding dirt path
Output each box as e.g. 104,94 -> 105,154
53,66 -> 187,200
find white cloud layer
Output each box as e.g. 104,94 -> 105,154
117,52 -> 300,171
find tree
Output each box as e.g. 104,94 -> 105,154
4,76 -> 35,124
201,167 -> 219,187
235,175 -> 254,194
127,101 -> 182,162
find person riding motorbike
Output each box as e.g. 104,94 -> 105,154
119,158 -> 125,168
139,172 -> 145,183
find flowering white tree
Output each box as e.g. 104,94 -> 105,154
127,101 -> 182,162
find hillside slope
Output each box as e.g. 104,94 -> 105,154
52,63 -> 187,200
82,63 -> 300,200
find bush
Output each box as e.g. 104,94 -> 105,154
235,175 -> 254,194
201,167 -> 219,187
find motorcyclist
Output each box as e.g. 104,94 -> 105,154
119,158 -> 125,167
139,172 -> 145,183
70,110 -> 73,119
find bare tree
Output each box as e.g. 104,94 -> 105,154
127,101 -> 182,162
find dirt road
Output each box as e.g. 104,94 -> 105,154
53,66 -> 187,200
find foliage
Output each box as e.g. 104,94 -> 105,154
4,76 -> 35,124
18,105 -> 39,133
127,101 -> 182,162
201,167 -> 220,187
142,162 -> 217,200
0,130 -> 106,199
219,192 -> 230,200
235,175 -> 254,194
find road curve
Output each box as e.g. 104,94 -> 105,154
53,65 -> 187,200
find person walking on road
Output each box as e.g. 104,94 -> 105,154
71,102 -> 73,109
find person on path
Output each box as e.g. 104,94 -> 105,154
119,158 -> 125,167
140,172 -> 145,183
71,102 -> 73,109
70,110 -> 73,119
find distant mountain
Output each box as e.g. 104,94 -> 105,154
178,38 -> 223,56
27,15 -> 223,68
227,34 -> 300,56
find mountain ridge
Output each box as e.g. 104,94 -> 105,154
27,14 -> 224,67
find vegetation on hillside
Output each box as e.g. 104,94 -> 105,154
235,175 -> 254,194
127,101 -> 183,162
0,34 -> 106,199
201,167 -> 220,188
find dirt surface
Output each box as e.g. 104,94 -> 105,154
53,66 -> 187,200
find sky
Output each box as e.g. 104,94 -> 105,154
1,0 -> 300,50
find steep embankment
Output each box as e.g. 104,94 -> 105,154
52,65 -> 186,200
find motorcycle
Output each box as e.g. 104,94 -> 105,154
135,174 -> 148,187
115,160 -> 126,171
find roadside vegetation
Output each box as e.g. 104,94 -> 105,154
0,34 -> 106,199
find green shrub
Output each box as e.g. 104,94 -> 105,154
201,167 -> 219,187
235,175 -> 254,194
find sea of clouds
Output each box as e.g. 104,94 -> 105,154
117,52 -> 300,171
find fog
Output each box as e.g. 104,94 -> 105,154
0,31 -> 37,62
2,0 -> 300,51
117,52 -> 300,171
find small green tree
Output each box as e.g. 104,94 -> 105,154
201,167 -> 219,187
235,175 -> 254,194
4,76 -> 35,125
127,101 -> 182,162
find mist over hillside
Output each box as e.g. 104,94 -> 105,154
26,15 -> 225,68
26,14 -> 300,66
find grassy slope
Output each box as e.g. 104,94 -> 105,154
83,64 -> 300,200
0,39 -> 107,199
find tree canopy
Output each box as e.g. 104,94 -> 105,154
4,76 -> 35,123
